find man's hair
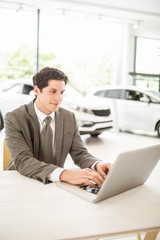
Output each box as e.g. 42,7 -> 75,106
33,67 -> 69,90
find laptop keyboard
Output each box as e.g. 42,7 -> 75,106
80,184 -> 100,195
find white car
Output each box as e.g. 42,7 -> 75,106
87,85 -> 160,137
0,79 -> 113,136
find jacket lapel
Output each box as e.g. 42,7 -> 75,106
27,101 -> 41,158
54,110 -> 63,166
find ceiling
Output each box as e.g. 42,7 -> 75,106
1,0 -> 160,27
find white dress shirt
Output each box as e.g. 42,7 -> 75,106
34,104 -> 64,182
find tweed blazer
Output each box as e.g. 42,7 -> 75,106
4,101 -> 101,183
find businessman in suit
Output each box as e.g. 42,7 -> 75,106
4,67 -> 111,185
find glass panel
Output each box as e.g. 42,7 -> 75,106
0,8 -> 37,80
104,89 -> 124,99
136,37 -> 160,75
40,12 -> 124,91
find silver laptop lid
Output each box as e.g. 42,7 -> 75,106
95,144 -> 160,203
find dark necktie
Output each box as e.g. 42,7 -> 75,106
39,116 -> 53,164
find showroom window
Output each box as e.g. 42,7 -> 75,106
0,8 -> 37,80
136,37 -> 160,75
0,6 -> 128,92
39,11 -> 124,91
130,37 -> 160,91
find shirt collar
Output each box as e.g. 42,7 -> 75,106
34,103 -> 55,123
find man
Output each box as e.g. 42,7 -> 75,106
4,67 -> 111,185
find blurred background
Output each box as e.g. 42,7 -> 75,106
0,0 -> 160,147
0,0 -> 160,92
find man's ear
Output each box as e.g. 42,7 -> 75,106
33,85 -> 39,96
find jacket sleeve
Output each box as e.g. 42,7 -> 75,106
69,121 -> 102,168
59,109 -> 102,168
4,109 -> 56,184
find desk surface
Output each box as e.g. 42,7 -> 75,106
0,164 -> 160,240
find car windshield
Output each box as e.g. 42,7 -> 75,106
64,86 -> 83,99
0,80 -> 33,94
147,90 -> 160,98
145,90 -> 160,103
0,83 -> 20,93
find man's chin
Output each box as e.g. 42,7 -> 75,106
51,106 -> 59,112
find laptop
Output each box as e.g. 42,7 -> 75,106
57,144 -> 160,203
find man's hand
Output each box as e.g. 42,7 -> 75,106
60,168 -> 104,186
95,162 -> 112,180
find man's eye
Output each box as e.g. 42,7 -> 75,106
50,90 -> 56,94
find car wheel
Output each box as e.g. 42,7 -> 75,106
156,121 -> 160,137
0,110 -> 4,131
90,133 -> 101,137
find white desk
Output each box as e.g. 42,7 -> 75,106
0,165 -> 160,240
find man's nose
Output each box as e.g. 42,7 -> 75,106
55,93 -> 62,101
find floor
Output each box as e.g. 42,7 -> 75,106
64,128 -> 160,168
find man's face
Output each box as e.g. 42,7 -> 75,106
34,79 -> 66,115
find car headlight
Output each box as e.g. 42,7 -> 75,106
80,108 -> 93,115
68,104 -> 93,115
77,120 -> 94,127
